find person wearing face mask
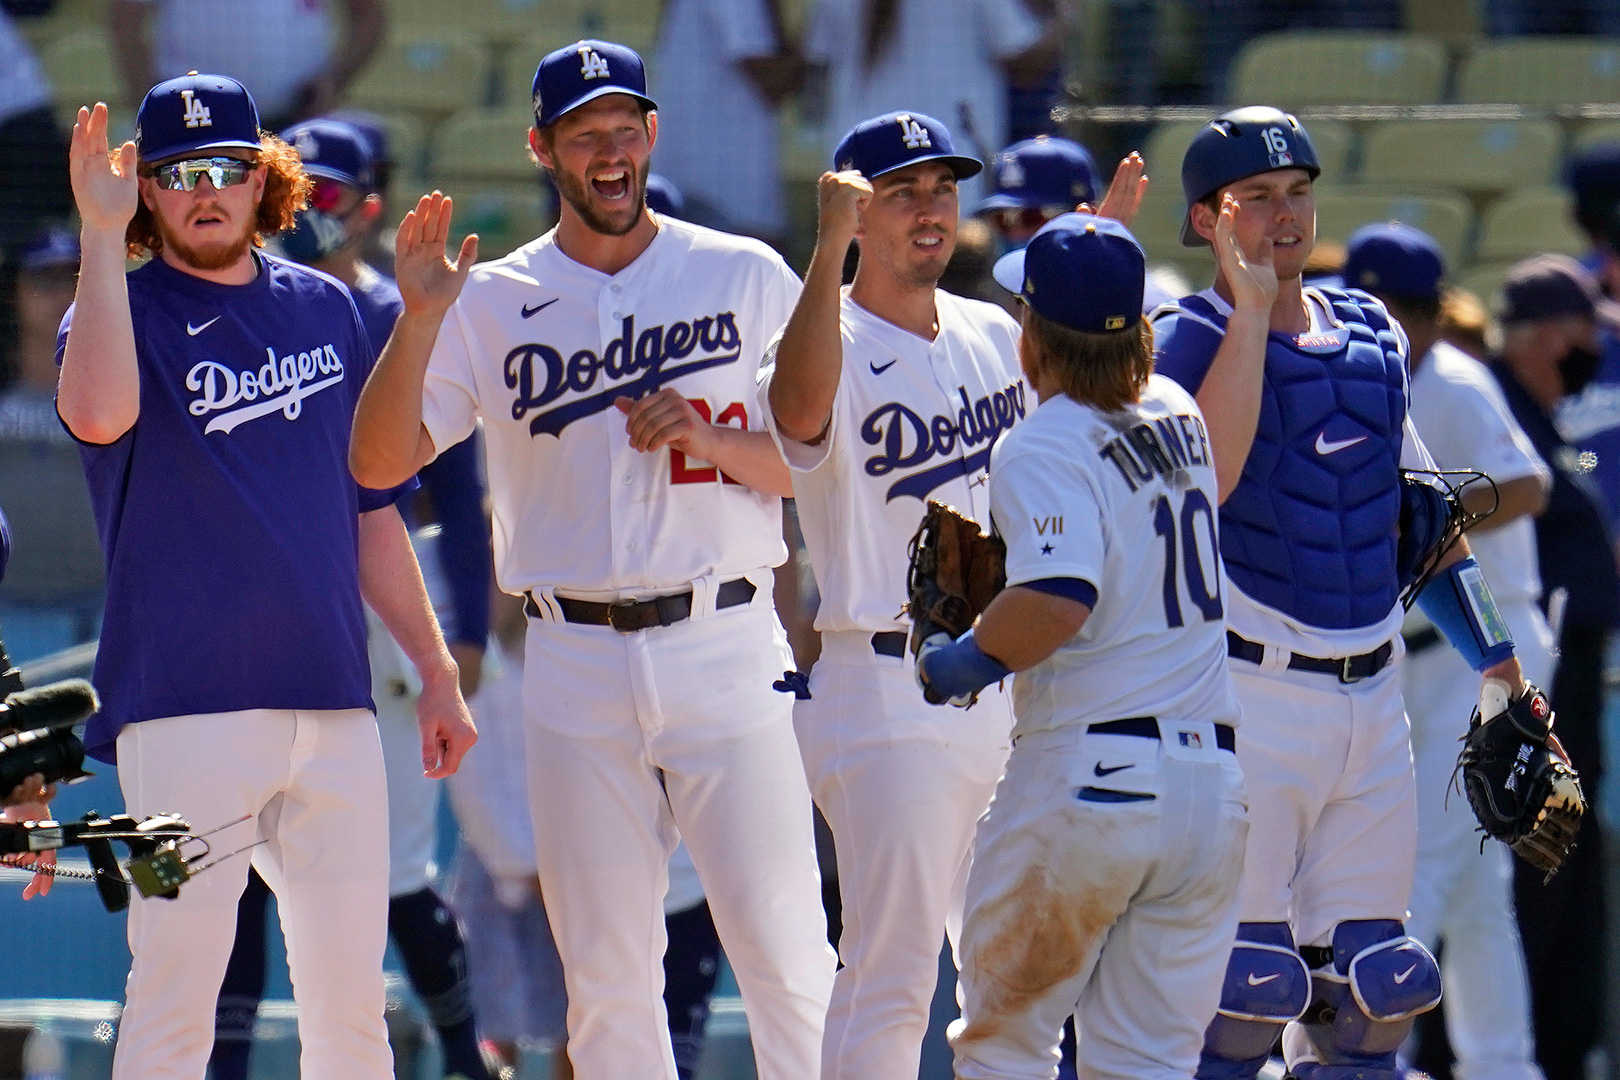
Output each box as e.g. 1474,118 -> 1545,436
1487,253 -> 1620,1080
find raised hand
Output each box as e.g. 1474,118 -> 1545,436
1214,194 -> 1277,314
816,169 -> 873,252
69,103 -> 139,234
394,192 -> 479,318
1092,151 -> 1148,228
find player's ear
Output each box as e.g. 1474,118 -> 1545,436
139,174 -> 159,212
528,126 -> 552,171
645,109 -> 658,153
1189,199 -> 1219,245
360,193 -> 383,223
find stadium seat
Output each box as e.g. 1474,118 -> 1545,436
1573,119 -> 1620,152
1312,185 -> 1474,263
1457,37 -> 1620,105
1131,185 -> 1196,261
1453,260 -> 1517,307
1475,186 -> 1588,262
1361,120 -> 1560,194
39,29 -> 127,122
430,180 -> 552,259
348,30 -> 489,116
431,109 -> 540,182
1140,118 -> 1352,188
358,110 -> 432,184
1229,31 -> 1447,108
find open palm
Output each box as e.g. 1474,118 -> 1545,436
69,103 -> 138,233
394,192 -> 479,317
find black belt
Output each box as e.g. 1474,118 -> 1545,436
1226,630 -> 1394,684
872,631 -> 908,658
1403,626 -> 1443,656
1089,716 -> 1235,753
525,578 -> 756,632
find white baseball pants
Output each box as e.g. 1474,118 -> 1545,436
1229,659 -> 1417,947
112,708 -> 392,1080
952,723 -> 1248,1080
793,630 -> 1013,1080
1402,599 -> 1553,1080
519,596 -> 835,1080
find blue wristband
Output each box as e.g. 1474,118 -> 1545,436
920,628 -> 1013,701
1415,556 -> 1516,672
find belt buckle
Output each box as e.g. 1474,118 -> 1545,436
607,598 -> 642,633
1339,655 -> 1364,684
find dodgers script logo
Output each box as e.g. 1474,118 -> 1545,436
862,380 -> 1027,501
188,344 -> 346,434
506,311 -> 741,438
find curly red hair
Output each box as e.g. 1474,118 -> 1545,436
125,133 -> 312,258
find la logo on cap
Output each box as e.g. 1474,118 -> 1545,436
1000,156 -> 1026,188
579,44 -> 610,80
1105,315 -> 1127,330
181,88 -> 211,129
897,114 -> 931,150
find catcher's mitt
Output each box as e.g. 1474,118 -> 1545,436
903,500 -> 1006,659
1456,680 -> 1585,880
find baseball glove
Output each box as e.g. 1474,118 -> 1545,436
1456,680 -> 1585,880
904,501 -> 1006,658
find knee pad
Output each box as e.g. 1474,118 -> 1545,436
1294,920 -> 1440,1080
1196,923 -> 1311,1080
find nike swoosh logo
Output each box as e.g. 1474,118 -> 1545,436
1314,432 -> 1368,455
870,358 -> 898,375
1247,973 -> 1281,986
1093,763 -> 1132,777
1394,964 -> 1417,984
521,299 -> 559,319
186,316 -> 221,336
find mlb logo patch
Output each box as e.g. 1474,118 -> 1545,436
1268,150 -> 1293,168
1178,730 -> 1203,749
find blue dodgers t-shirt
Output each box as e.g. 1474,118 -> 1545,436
59,252 -> 414,761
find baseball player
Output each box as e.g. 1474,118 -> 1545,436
974,134 -> 1099,248
203,117 -> 495,1080
760,110 -> 1143,1080
54,76 -> 476,1080
1344,223 -> 1552,1080
349,39 -> 836,1080
1152,106 -> 1531,1080
913,211 -> 1247,1080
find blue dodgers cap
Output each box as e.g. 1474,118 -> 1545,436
532,40 -> 657,128
976,136 -> 1099,213
18,225 -> 79,271
136,72 -> 262,164
282,119 -> 375,190
993,213 -> 1146,332
1179,105 -> 1319,246
1343,222 -> 1446,300
834,111 -> 981,181
645,173 -> 685,217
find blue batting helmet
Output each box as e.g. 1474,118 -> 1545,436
1179,106 -> 1319,247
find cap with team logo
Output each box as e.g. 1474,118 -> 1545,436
1343,222 -> 1446,300
834,111 -> 981,181
532,39 -> 657,128
282,118 -> 375,191
136,72 -> 262,165
975,136 -> 1099,213
993,213 -> 1146,333
645,173 -> 685,217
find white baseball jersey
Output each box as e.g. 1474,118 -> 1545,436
421,217 -> 799,595
990,376 -> 1240,739
1406,340 -> 1549,605
758,288 -> 1026,629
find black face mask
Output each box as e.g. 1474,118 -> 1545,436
1559,343 -> 1603,396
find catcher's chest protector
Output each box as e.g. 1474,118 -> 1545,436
1180,290 -> 1407,629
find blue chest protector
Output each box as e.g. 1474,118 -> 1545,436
1173,289 -> 1407,629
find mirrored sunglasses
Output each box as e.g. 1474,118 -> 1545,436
150,157 -> 256,192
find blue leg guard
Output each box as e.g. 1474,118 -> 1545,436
1290,920 -> 1441,1080
1196,922 -> 1312,1080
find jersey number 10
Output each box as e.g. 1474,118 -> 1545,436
1152,490 -> 1223,627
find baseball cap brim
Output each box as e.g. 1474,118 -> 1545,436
867,152 -> 982,181
144,136 -> 263,166
302,163 -> 365,186
991,247 -> 1026,295
975,192 -> 1062,213
539,85 -> 657,128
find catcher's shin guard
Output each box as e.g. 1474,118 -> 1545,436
1197,923 -> 1311,1080
1288,920 -> 1440,1080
